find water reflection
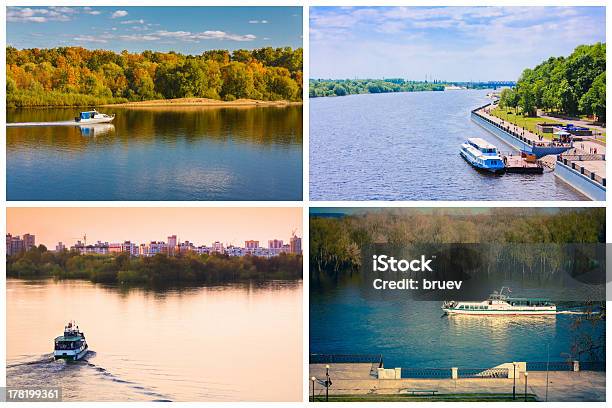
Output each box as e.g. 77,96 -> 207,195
79,124 -> 115,137
7,106 -> 302,200
7,279 -> 303,401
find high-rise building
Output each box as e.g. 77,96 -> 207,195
71,241 -> 109,255
6,233 -> 36,255
268,239 -> 284,255
268,239 -> 283,249
245,240 -> 259,250
211,241 -> 224,253
56,242 -> 66,252
139,241 -> 168,257
6,234 -> 25,256
290,235 -> 302,254
168,235 -> 177,255
110,241 -> 139,257
22,233 -> 35,251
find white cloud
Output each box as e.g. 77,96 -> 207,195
83,7 -> 101,16
120,19 -> 145,25
73,35 -> 108,43
111,10 -> 128,19
310,6 -> 605,80
119,34 -> 160,41
156,30 -> 256,42
249,20 -> 268,24
7,6 -> 76,23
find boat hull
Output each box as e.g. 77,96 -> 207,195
76,117 -> 114,124
54,345 -> 88,361
443,308 -> 556,316
460,151 -> 505,173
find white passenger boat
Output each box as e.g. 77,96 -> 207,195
442,287 -> 556,315
54,321 -> 89,361
460,137 -> 505,173
75,110 -> 115,124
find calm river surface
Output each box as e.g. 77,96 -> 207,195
7,279 -> 302,401
310,90 -> 586,200
7,106 -> 302,201
311,283 -> 604,368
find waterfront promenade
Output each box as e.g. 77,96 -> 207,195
310,363 -> 605,402
479,105 -> 605,161
476,105 -> 606,199
479,106 -> 566,148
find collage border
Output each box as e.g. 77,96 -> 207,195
1,0 -> 611,405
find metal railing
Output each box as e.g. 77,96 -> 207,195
580,361 -> 605,371
527,361 -> 572,371
472,104 -> 572,148
310,353 -> 383,367
557,156 -> 606,186
401,368 -> 452,379
527,360 -> 604,372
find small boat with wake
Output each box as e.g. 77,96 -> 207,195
75,110 -> 115,124
442,287 -> 556,315
460,137 -> 505,173
7,110 -> 115,128
54,321 -> 88,361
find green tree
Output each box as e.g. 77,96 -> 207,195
220,61 -> 254,99
579,71 -> 605,122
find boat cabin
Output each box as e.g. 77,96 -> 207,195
79,110 -> 99,120
467,138 -> 499,155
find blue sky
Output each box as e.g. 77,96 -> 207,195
7,6 -> 302,53
311,6 -> 605,81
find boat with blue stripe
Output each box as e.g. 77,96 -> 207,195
460,137 -> 505,173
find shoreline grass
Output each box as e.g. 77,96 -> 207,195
490,107 -> 606,142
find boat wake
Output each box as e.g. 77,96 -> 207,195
7,351 -> 172,401
556,310 -> 600,315
6,121 -> 79,127
6,354 -> 55,369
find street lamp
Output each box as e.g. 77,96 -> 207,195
512,363 -> 516,400
524,372 -> 529,402
325,364 -> 330,402
311,376 -> 316,402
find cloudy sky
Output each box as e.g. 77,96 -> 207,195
7,6 -> 302,53
310,6 -> 605,81
7,208 -> 302,248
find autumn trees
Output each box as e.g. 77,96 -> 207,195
6,46 -> 303,107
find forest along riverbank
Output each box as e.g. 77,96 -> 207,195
103,97 -> 302,108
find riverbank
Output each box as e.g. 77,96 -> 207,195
7,249 -> 303,285
312,393 -> 537,402
309,363 -> 605,402
490,107 -> 606,142
473,103 -> 606,200
103,97 -> 302,108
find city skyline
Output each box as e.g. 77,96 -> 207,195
7,208 -> 302,248
310,6 -> 605,81
7,6 -> 302,53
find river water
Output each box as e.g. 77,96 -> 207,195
7,106 -> 302,201
310,282 -> 604,369
7,279 -> 302,402
310,90 -> 586,200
